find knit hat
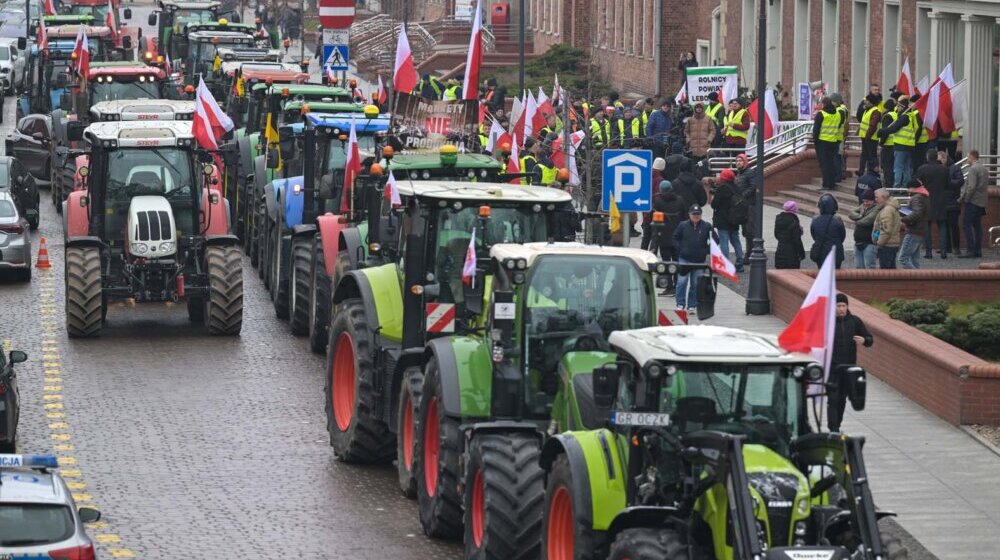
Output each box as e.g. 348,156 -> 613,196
707,91 -> 719,102
659,180 -> 672,192
718,169 -> 736,183
865,94 -> 880,104
861,188 -> 876,202
836,293 -> 848,304
652,157 -> 666,171
735,153 -> 749,168
783,200 -> 798,213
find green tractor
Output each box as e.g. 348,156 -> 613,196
539,325 -> 906,560
404,242 -> 682,558
144,2 -> 244,63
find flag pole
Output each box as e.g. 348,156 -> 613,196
746,0 -> 771,315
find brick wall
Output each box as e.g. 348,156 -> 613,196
808,0 -> 821,82
794,268 -> 1000,303
769,269 -> 1000,425
868,0 -> 884,88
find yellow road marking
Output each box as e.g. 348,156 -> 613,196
86,521 -> 109,530
95,535 -> 121,544
50,434 -> 71,441
72,493 -> 92,502
43,385 -> 63,392
44,369 -> 62,375
43,394 -> 63,401
48,422 -> 69,429
60,469 -> 82,477
66,481 -> 87,491
58,456 -> 77,465
43,361 -> 61,367
44,402 -> 64,409
47,412 -> 66,419
45,377 -> 63,383
107,549 -> 135,558
54,444 -> 74,451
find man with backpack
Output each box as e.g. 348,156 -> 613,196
709,169 -> 747,272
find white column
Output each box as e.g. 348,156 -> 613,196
928,12 -> 958,78
961,16 -> 994,154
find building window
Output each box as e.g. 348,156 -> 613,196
883,1 -> 900,89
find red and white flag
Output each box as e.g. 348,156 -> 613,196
914,75 -> 929,96
778,251 -> 838,381
709,238 -> 738,282
106,0 -> 117,38
550,129 -> 585,168
164,53 -> 173,75
384,170 -> 401,208
950,80 -> 968,131
747,88 -> 779,140
914,64 -> 956,134
896,57 -> 914,96
485,118 -> 511,153
376,75 -> 387,105
507,134 -> 520,184
38,18 -> 48,51
340,118 -> 362,213
326,65 -> 336,84
537,86 -> 554,119
462,228 -> 477,286
192,77 -> 236,150
393,24 -> 418,94
674,82 -> 687,105
462,0 -> 483,100
525,90 -> 540,140
72,27 -> 90,81
44,0 -> 56,16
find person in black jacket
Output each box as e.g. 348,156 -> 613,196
652,180 -> 687,295
672,205 -> 718,310
774,201 -> 805,269
939,150 -> 964,255
709,169 -> 745,272
915,147 -> 951,258
828,293 -> 874,432
672,159 -> 707,210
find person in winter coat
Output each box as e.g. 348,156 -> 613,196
899,179 -> 930,268
733,153 -> 760,264
939,150 -> 964,255
958,150 -> 989,257
684,102 -> 716,158
872,188 -> 901,268
828,293 -> 874,432
652,180 -> 687,294
710,169 -> 745,271
848,188 -> 881,269
672,158 -> 707,210
646,98 -> 674,158
774,201 -> 805,269
672,204 -> 717,310
915,147 -> 950,258
810,193 -> 846,268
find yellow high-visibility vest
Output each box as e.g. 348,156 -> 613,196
705,102 -> 724,124
893,112 -> 919,147
859,106 -> 879,138
818,110 -> 841,142
590,119 -> 611,147
724,109 -> 748,140
520,155 -> 538,185
879,110 -> 897,146
835,105 -> 849,141
617,118 -> 642,139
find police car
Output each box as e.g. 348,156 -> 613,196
0,454 -> 101,559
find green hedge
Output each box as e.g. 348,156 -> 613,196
887,298 -> 1000,361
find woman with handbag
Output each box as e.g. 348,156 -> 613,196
809,193 -> 847,268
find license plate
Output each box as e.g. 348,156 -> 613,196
611,411 -> 670,427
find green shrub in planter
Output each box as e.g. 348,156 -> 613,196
888,298 -> 949,325
967,309 -> 1000,359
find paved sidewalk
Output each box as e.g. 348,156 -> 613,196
675,284 -> 1000,560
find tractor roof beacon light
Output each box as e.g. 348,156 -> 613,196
364,105 -> 379,119
439,144 -> 458,167
382,146 -> 394,159
369,163 -> 384,176
478,205 -> 491,218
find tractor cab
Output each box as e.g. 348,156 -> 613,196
220,63 -> 308,127
62,0 -> 134,51
63,120 -> 242,337
216,45 -> 282,64
20,26 -> 114,116
146,1 -> 240,61
83,62 -> 167,106
90,99 -> 194,121
42,14 -> 96,27
538,325 -> 895,560
184,29 -> 256,92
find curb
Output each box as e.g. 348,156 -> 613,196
959,425 -> 1000,459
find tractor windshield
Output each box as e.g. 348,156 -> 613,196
325,135 -> 377,171
174,9 -> 217,23
193,38 -> 253,63
90,79 -> 161,102
656,364 -> 805,455
69,4 -> 111,21
104,147 -> 196,238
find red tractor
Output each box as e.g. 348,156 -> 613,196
62,0 -> 138,57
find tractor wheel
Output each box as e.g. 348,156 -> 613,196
324,299 -> 393,463
272,234 -> 290,320
205,245 -> 243,335
464,433 -> 544,560
543,455 -> 599,560
289,236 -> 312,335
396,367 -> 423,499
259,217 -> 271,284
308,241 -> 331,354
65,247 -> 103,337
187,298 -> 205,324
416,358 -> 464,540
881,532 -> 909,559
608,528 -> 686,560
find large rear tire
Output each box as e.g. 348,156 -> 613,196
289,236 -> 311,335
324,299 -> 393,463
608,528 -> 686,560
543,455 -> 599,560
397,367 -> 423,498
308,240 -> 331,354
464,433 -> 544,560
65,247 -> 102,338
205,245 -> 243,335
416,359 -> 464,540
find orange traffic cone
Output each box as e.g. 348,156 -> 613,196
36,237 -> 51,269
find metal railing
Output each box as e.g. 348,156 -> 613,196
706,121 -> 814,175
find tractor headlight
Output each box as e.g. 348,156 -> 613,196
409,171 -> 419,179
654,262 -> 668,274
532,204 -> 541,213
131,243 -> 148,254
158,242 -> 175,253
515,258 -> 527,270
505,259 -> 516,270
451,201 -> 463,211
512,271 -> 526,284
797,498 -> 809,515
644,361 -> 662,379
480,170 -> 488,178
793,521 -> 808,545
656,275 -> 669,289
804,362 -> 824,381
422,170 -> 431,180
467,170 -> 475,178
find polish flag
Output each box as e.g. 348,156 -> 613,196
552,74 -> 561,105
566,130 -> 581,186
674,82 -> 687,105
525,90 -> 540,140
384,170 -> 401,208
485,118 -> 511,153
393,24 -> 418,94
164,53 -> 173,75
340,118 -> 362,213
462,228 -> 477,286
72,27 -> 90,82
510,94 -> 524,144
720,80 -> 737,106
935,64 -> 956,133
709,238 -> 738,282
326,65 -> 336,84
376,75 -> 387,105
896,57 -> 914,96
550,130 -> 585,168
915,75 -> 929,96
507,134 -> 520,184
462,0 -> 483,100
747,89 -> 779,140
949,80 -> 968,131
777,251 -> 838,380
106,0 -> 117,39
38,18 -> 48,51
44,0 -> 56,16
537,87 -> 554,119
192,77 -> 235,150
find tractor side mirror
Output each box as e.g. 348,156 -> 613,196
318,173 -> 334,199
265,148 -> 279,169
696,272 -> 716,321
56,73 -> 70,88
593,363 -> 622,413
148,13 -> 157,26
17,37 -> 26,50
9,350 -> 27,364
122,36 -> 133,50
67,121 -> 85,142
462,272 -> 485,317
278,126 -> 297,160
123,8 -> 132,19
844,366 -> 867,411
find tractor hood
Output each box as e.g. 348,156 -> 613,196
744,444 -> 811,548
127,196 -> 177,257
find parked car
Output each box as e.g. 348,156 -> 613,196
6,114 -> 51,187
0,156 -> 38,229
0,189 -> 31,280
0,348 -> 26,453
0,38 -> 25,94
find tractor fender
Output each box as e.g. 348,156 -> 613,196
467,421 -> 543,442
237,133 -> 255,178
203,234 -> 240,247
74,155 -> 90,192
276,175 -> 305,228
540,430 -> 627,532
339,227 -> 364,270
291,223 -> 317,238
606,506 -> 682,543
201,187 -> 229,236
65,191 -> 89,238
65,236 -> 104,249
423,337 -> 493,420
316,213 -> 346,277
262,176 -> 279,223
332,267 -> 397,337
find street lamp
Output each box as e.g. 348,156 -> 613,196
518,0 -> 525,93
745,0 -> 771,315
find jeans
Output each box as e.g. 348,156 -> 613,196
854,243 -> 877,269
717,228 -> 744,269
963,203 -> 985,254
877,246 -> 899,268
893,150 -> 912,187
924,219 -> 948,254
899,234 -> 924,268
880,145 -> 894,190
675,258 -> 704,310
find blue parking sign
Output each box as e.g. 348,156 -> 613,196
601,149 -> 653,212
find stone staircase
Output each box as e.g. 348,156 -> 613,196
764,176 -> 859,222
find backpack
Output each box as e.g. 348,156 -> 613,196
727,188 -> 749,225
